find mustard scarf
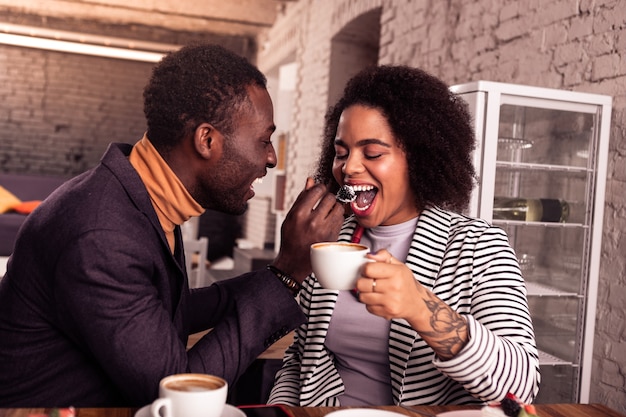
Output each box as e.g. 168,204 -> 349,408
129,134 -> 204,253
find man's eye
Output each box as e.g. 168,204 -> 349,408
365,153 -> 382,159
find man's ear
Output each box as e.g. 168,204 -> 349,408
194,122 -> 222,160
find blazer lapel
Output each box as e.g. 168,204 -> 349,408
389,206 -> 451,402
297,220 -> 357,406
102,143 -> 188,339
101,143 -> 174,258
407,207 -> 451,290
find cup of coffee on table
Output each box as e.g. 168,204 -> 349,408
151,373 -> 227,417
311,242 -> 370,290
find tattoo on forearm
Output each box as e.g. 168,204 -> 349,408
420,296 -> 468,358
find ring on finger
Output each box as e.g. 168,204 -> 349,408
372,278 -> 377,292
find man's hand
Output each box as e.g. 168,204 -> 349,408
272,177 -> 345,282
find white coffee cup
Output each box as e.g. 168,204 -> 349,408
150,373 -> 227,417
310,242 -> 370,290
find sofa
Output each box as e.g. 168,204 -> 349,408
0,173 -> 67,256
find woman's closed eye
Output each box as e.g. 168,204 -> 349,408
364,151 -> 383,160
334,152 -> 383,161
334,146 -> 348,160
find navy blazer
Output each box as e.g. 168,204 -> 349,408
0,143 -> 305,407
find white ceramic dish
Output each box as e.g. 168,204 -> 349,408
436,411 -> 482,417
325,409 -> 408,417
135,403 -> 245,417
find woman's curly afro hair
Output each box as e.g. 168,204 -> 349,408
143,43 -> 266,154
314,65 -> 476,213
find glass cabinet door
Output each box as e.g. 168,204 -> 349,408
494,99 -> 594,404
450,81 -> 612,404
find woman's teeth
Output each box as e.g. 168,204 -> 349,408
351,185 -> 375,192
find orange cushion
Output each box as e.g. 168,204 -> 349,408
0,185 -> 21,213
12,200 -> 41,214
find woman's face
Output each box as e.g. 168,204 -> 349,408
332,104 -> 419,228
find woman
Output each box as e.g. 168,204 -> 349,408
268,65 -> 540,406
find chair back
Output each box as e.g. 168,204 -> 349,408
183,236 -> 209,288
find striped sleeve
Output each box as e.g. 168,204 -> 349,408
433,225 -> 540,404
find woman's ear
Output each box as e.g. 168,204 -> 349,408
194,122 -> 222,160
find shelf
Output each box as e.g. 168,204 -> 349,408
492,219 -> 587,228
526,282 -> 579,297
496,160 -> 591,173
538,350 -> 573,366
532,311 -> 579,364
498,136 -> 533,149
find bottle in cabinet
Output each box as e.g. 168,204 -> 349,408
492,197 -> 570,222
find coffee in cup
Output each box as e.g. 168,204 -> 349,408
310,242 -> 370,290
151,373 -> 227,417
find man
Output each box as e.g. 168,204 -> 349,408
0,43 -> 345,406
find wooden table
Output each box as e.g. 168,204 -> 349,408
187,331 -> 293,360
0,404 -> 624,417
288,404 -> 625,417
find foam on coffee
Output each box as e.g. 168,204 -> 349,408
312,242 -> 367,251
164,377 -> 223,392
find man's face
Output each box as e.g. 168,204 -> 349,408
196,85 -> 277,214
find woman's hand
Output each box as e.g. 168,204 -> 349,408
356,249 -> 468,359
356,250 -> 423,321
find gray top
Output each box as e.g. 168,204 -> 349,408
325,216 -> 419,406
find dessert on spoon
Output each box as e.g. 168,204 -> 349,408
336,184 -> 356,203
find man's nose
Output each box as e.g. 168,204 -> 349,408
266,143 -> 277,168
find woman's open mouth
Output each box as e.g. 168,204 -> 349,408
336,184 -> 378,213
349,184 -> 378,212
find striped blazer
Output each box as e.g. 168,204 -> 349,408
268,206 -> 540,406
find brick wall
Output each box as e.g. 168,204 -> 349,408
0,44 -> 151,176
258,0 -> 625,410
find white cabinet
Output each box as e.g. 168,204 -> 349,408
450,81 -> 612,404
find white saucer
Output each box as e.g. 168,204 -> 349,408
135,403 -> 245,417
326,409 -> 407,417
437,411 -> 482,417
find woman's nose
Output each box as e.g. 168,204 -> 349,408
342,154 -> 362,175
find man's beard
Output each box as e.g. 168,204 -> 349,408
192,149 -> 253,215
